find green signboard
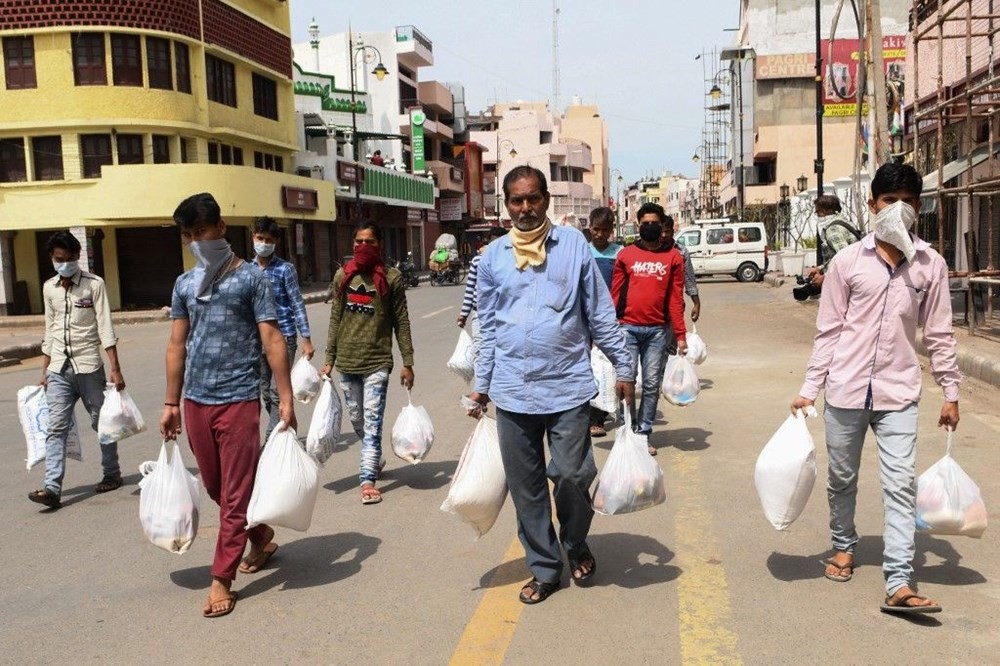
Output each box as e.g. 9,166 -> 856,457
410,107 -> 426,173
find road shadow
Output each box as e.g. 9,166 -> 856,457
59,472 -> 142,506
323,460 -> 457,495
648,427 -> 712,453
699,378 -> 714,391
766,534 -> 987,586
169,532 -> 380,595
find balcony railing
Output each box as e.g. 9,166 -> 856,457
395,25 -> 433,52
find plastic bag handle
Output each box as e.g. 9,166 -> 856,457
620,400 -> 632,431
406,388 -> 413,406
945,426 -> 953,456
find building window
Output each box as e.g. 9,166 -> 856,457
208,142 -> 219,164
146,37 -> 171,90
33,136 -> 64,181
0,138 -> 27,182
72,33 -> 106,86
264,153 -> 274,170
111,34 -> 142,86
220,144 -> 232,165
274,156 -> 283,172
205,54 -> 236,107
80,134 -> 112,178
152,135 -> 170,164
254,151 -> 263,168
252,73 -> 278,120
116,133 -> 143,165
3,36 -> 36,89
232,147 -> 243,166
174,42 -> 191,94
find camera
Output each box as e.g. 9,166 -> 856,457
792,274 -> 821,301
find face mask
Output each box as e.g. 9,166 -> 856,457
254,241 -> 275,257
189,238 -> 234,300
53,261 -> 79,278
639,223 -> 662,243
873,200 -> 917,262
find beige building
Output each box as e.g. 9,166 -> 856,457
561,97 -> 610,203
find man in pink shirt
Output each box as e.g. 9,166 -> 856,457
791,163 -> 961,615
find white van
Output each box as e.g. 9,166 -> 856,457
676,218 -> 769,282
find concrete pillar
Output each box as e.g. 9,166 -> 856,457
0,231 -> 16,315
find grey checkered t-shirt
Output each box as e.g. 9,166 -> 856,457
170,261 -> 277,405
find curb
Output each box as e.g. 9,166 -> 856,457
763,273 -> 785,288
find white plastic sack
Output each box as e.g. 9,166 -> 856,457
391,390 -> 434,464
447,329 -> 476,383
916,429 -> 988,538
661,355 -> 699,407
247,425 -> 320,532
139,441 -> 200,554
441,416 -> 508,538
754,408 -> 818,530
592,407 -> 666,515
98,386 -> 146,445
18,385 -> 82,470
685,325 -> 708,365
589,347 -> 618,413
291,357 -> 322,404
306,377 -> 342,464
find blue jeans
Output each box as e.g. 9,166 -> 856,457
44,364 -> 120,495
339,368 -> 390,486
622,324 -> 671,435
496,401 -> 596,584
260,336 -> 297,442
824,402 -> 919,596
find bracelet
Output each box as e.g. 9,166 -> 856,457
164,402 -> 180,407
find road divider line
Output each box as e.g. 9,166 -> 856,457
669,449 -> 742,665
422,306 -> 455,319
449,537 -> 526,665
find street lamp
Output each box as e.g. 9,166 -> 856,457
796,173 -> 809,193
709,84 -> 722,100
611,168 -> 624,238
496,138 -> 517,225
348,29 -> 389,208
778,182 -> 791,250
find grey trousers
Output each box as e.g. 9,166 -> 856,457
260,336 -> 297,442
825,402 -> 919,596
495,401 -> 596,584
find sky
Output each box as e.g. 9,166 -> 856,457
288,0 -> 741,186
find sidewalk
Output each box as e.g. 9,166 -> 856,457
764,272 -> 1000,388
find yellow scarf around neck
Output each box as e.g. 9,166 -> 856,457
508,218 -> 551,270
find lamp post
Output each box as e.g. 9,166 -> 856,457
779,182 -> 791,250
611,168 -> 624,239
495,137 -> 517,226
348,29 -> 389,209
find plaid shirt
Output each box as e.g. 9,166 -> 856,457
820,216 -> 860,274
255,256 -> 311,339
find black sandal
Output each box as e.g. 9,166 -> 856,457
569,551 -> 597,584
518,578 -> 561,605
94,476 -> 123,493
28,489 -> 61,509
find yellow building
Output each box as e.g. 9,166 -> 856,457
0,0 -> 335,314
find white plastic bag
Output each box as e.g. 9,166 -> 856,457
291,357 -> 322,404
447,329 -> 476,383
685,325 -> 708,365
306,377 -> 342,464
139,441 -> 201,554
98,385 -> 146,445
18,385 -> 82,470
916,429 -> 988,538
754,408 -> 818,530
592,406 -> 666,515
391,390 -> 434,464
246,425 -> 320,532
441,416 -> 508,538
661,355 -> 699,407
589,347 -> 619,413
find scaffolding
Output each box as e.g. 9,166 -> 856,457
910,0 -> 1000,335
697,48 -> 731,218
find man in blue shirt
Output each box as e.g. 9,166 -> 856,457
469,166 -> 634,605
252,216 -> 315,440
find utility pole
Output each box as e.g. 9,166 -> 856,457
867,0 -> 891,169
814,0 -> 826,268
552,1 -> 560,113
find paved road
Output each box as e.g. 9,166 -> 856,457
2,279 -> 998,664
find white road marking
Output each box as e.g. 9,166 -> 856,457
422,306 -> 455,319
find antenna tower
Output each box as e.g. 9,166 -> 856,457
552,1 -> 560,114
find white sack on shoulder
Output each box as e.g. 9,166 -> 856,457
754,408 -> 817,530
98,386 -> 146,445
306,377 -> 342,464
391,390 -> 434,464
441,416 -> 507,538
139,441 -> 200,554
247,425 -> 319,532
291,357 -> 322,403
19,385 -> 82,470
447,329 -> 476,383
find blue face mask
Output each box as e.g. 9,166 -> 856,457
53,261 -> 79,278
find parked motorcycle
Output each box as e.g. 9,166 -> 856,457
393,252 -> 420,289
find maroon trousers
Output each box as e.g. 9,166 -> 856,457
184,399 -> 270,580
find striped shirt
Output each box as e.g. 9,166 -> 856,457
254,255 -> 311,339
460,253 -> 483,317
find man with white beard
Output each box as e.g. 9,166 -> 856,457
791,163 -> 961,615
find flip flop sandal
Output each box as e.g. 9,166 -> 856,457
94,476 -> 123,493
518,578 -> 561,605
27,489 -> 61,509
569,552 -> 597,584
238,543 -> 278,574
203,591 -> 239,618
361,486 -> 383,505
880,594 -> 942,615
589,425 -> 607,437
822,558 -> 854,582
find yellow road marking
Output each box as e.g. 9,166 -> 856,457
670,449 -> 742,665
449,537 -> 527,665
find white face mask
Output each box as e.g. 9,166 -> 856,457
873,200 -> 917,262
53,261 -> 79,278
254,241 -> 276,257
189,238 -> 234,300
